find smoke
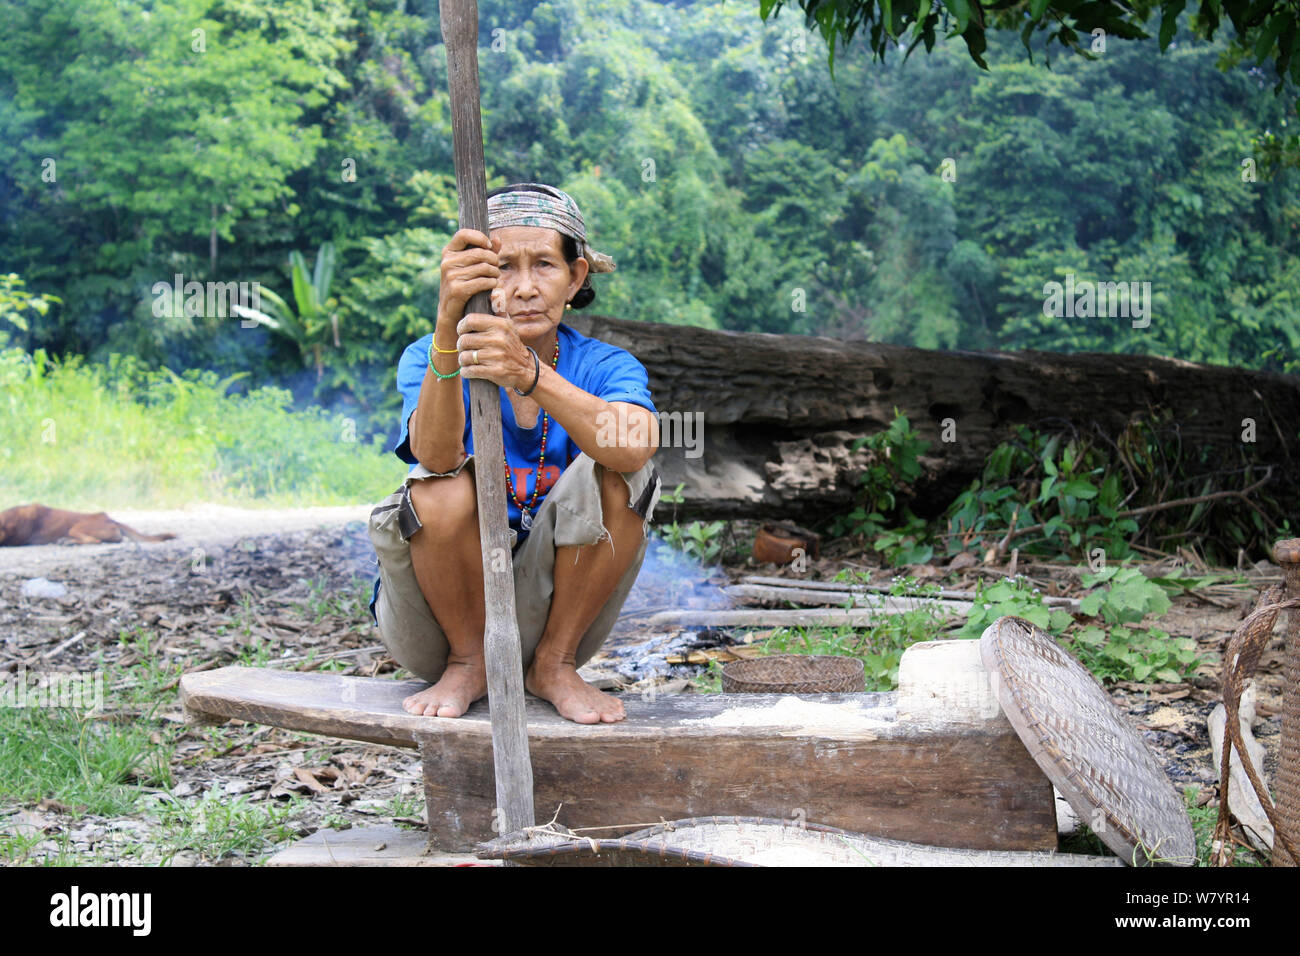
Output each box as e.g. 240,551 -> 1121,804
600,533 -> 736,683
630,534 -> 733,612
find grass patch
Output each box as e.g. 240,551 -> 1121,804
111,626 -> 187,714
384,790 -> 424,822
1184,785 -> 1266,867
0,621 -> 309,865
0,634 -> 181,835
0,346 -> 404,509
296,574 -> 375,632
0,706 -> 173,818
150,790 -> 308,865
1058,823 -> 1110,857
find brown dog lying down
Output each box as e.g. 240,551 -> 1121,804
0,503 -> 177,546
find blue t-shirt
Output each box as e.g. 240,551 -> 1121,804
392,322 -> 657,544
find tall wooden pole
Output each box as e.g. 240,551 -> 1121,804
439,0 -> 535,838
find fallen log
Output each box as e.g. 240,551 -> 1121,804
630,606 -> 970,628
721,583 -> 973,616
563,314 -> 1300,522
735,574 -> 1082,610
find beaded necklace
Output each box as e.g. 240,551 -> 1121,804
505,337 -> 560,531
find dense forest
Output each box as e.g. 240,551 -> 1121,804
1,0 -> 1297,441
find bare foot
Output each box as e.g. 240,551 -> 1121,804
402,654 -> 488,717
525,650 -> 626,724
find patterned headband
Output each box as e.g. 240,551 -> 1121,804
486,183 -> 616,274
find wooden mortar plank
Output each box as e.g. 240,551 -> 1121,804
181,641 -> 1056,855
417,640 -> 1053,853
181,667 -> 433,748
420,709 -> 1054,853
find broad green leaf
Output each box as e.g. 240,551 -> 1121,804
1256,15 -> 1286,62
944,0 -> 972,34
313,241 -> 336,304
1059,479 -> 1098,499
1080,591 -> 1104,616
289,251 -> 315,317
1074,626 -> 1106,646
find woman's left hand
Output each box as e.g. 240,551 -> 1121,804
455,312 -> 535,392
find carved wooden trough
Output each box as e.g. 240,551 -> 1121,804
180,639 -> 1060,854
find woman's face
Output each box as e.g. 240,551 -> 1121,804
489,225 -> 589,345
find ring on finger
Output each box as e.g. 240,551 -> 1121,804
473,349 -> 480,365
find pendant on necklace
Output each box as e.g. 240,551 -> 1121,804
520,509 -> 534,532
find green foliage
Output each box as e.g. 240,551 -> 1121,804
0,0 -> 1297,447
955,567 -> 1207,683
234,243 -> 342,384
954,577 -> 1076,640
871,513 -> 934,567
1068,620 -> 1203,684
940,415 -> 1286,566
1144,569 -> 1252,596
830,408 -> 933,558
1183,785 -> 1265,866
1071,566 -> 1201,682
0,0 -> 352,357
945,424 -> 1140,561
762,1 -> 1300,97
0,346 -> 404,509
384,790 -> 425,823
1078,565 -> 1172,620
652,482 -> 734,566
0,274 -> 60,342
658,519 -> 728,566
829,134 -> 970,347
658,481 -> 687,506
152,789 -> 305,865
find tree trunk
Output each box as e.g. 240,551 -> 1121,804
564,313 -> 1300,525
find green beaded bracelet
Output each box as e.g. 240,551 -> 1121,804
429,338 -> 461,379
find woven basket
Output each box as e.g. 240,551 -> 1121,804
981,616 -> 1196,866
721,654 -> 864,694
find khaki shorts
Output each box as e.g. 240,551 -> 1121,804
366,450 -> 661,683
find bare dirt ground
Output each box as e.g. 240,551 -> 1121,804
0,509 -> 1288,865
0,504 -> 374,578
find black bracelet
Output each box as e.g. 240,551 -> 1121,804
514,346 -> 541,396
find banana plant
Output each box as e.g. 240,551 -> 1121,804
232,243 -> 339,381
